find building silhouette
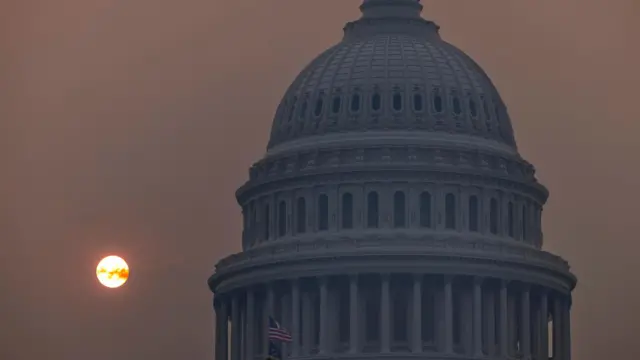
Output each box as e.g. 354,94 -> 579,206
208,1 -> 576,360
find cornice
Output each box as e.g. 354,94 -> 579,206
208,234 -> 575,294
210,255 -> 574,296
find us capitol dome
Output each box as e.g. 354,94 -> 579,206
208,1 -> 576,360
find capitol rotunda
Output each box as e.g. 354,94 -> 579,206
208,1 -> 577,360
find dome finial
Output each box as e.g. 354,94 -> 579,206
360,0 -> 423,19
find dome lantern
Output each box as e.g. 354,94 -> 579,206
360,0 -> 423,19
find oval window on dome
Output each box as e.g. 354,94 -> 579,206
299,99 -> 308,118
413,93 -> 424,112
433,92 -> 443,113
371,92 -> 381,111
483,99 -> 491,119
314,96 -> 324,117
469,98 -> 478,118
331,95 -> 342,114
392,93 -> 403,112
350,93 -> 361,113
452,96 -> 462,115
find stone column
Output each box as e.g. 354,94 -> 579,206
532,299 -> 540,360
301,292 -> 313,355
553,295 -> 563,360
499,280 -> 509,357
358,287 -> 366,350
281,293 -> 291,360
214,298 -> 222,360
328,289 -> 339,351
349,275 -> 359,353
484,287 -> 496,356
219,298 -> 229,360
412,274 -> 423,353
291,280 -> 301,357
381,274 -> 391,353
245,290 -> 255,360
444,275 -> 454,354
434,285 -> 444,351
319,277 -> 329,354
264,284 -> 275,357
563,297 -> 571,360
231,295 -> 241,360
473,277 -> 483,357
508,293 -> 516,356
521,286 -> 531,359
462,290 -> 473,354
539,291 -> 549,360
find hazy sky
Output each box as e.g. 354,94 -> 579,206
2,1 -> 640,359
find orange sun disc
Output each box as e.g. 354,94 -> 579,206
96,255 -> 130,288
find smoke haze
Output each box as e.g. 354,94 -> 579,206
1,1 -> 639,359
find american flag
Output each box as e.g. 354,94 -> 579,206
268,317 -> 292,342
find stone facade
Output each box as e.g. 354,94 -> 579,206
208,1 -> 577,360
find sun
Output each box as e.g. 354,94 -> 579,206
96,255 -> 129,288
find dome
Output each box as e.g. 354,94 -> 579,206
236,0 -> 549,252
267,0 -> 516,154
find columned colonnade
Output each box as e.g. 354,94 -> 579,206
214,274 -> 571,360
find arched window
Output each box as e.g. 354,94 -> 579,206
413,93 -> 424,112
483,99 -> 491,119
371,92 -> 381,111
393,191 -> 406,228
469,98 -> 478,118
419,191 -> 432,228
483,98 -> 493,132
490,198 -> 498,234
507,201 -> 514,237
452,96 -> 462,115
278,201 -> 287,237
342,193 -> 354,229
242,205 -> 249,232
468,195 -> 479,232
313,96 -> 324,117
251,204 -> 257,242
392,93 -> 403,111
536,206 -> 542,242
331,95 -> 342,114
521,204 -> 528,241
367,191 -> 379,228
318,194 -> 329,231
350,93 -> 361,112
445,193 -> 456,230
433,91 -> 443,113
263,204 -> 270,241
299,99 -> 308,118
296,197 -> 306,234
536,205 -> 542,232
